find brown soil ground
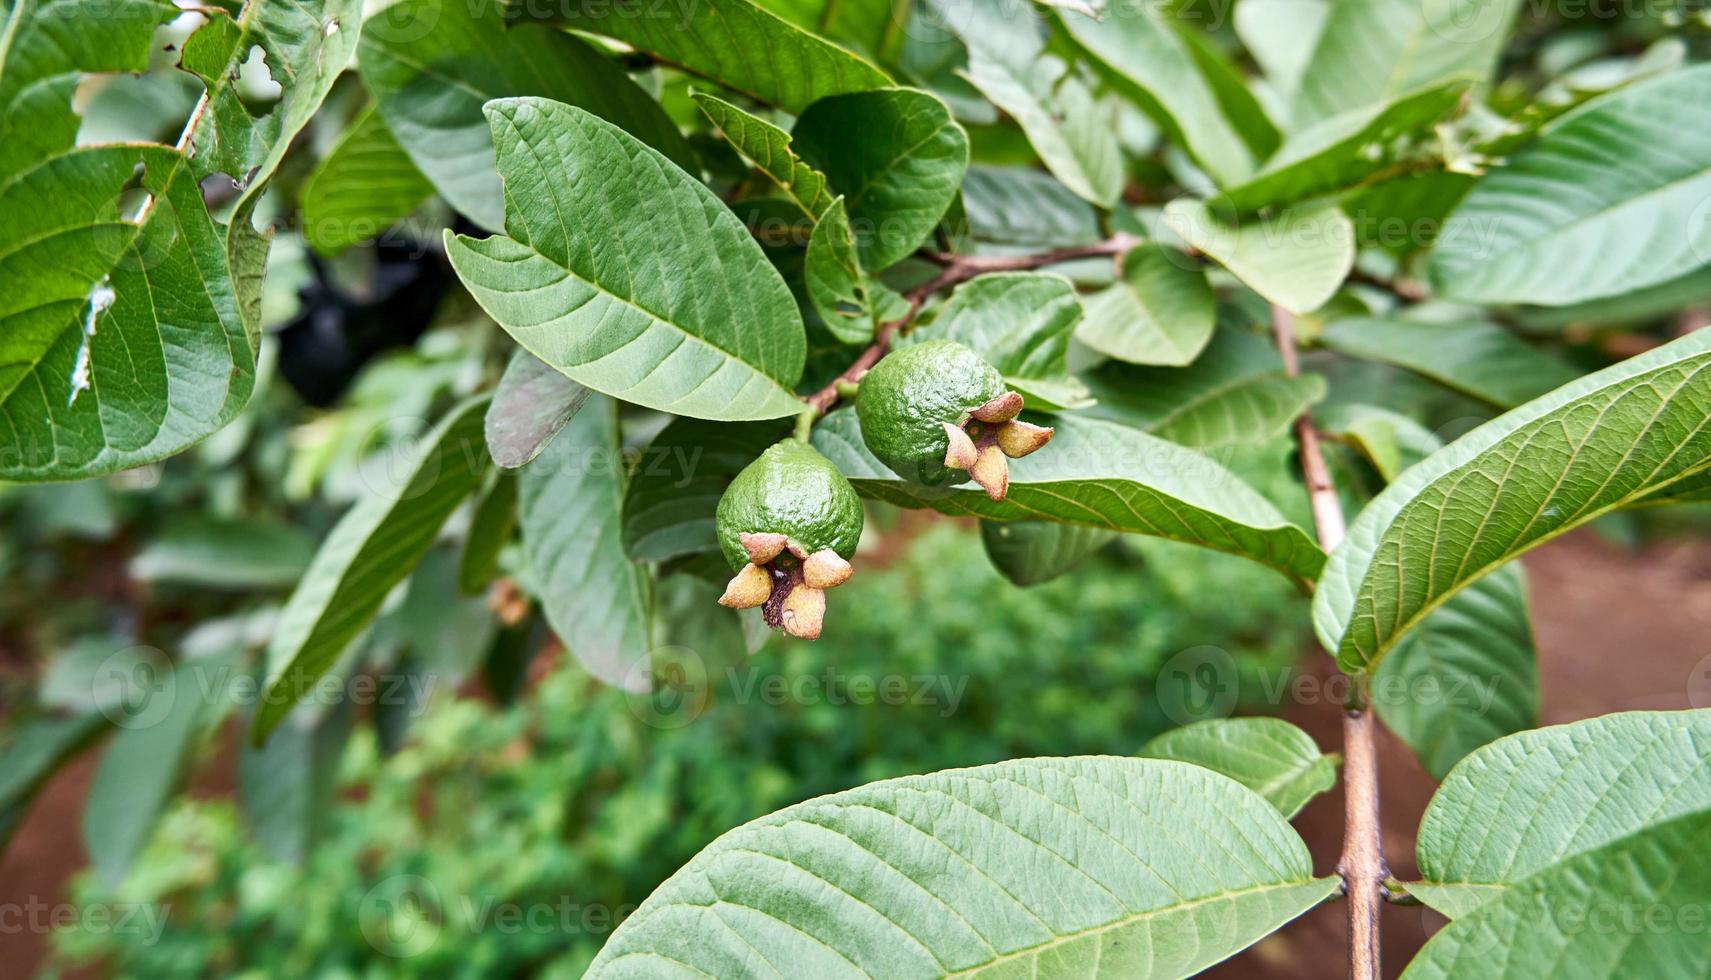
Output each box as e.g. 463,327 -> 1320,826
7,528 -> 1711,978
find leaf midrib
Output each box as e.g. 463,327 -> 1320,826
940,878 -> 1333,977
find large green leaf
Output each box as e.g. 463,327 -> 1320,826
586,756 -> 1338,978
253,397 -> 490,742
359,0 -> 694,230
1314,330 -> 1711,675
794,89 -> 968,272
0,145 -> 257,480
519,396 -> 652,692
513,0 -> 891,112
1082,327 -> 1327,449
957,165 -> 1101,251
1430,65 -> 1711,306
1404,808 -> 1711,979
1140,718 -> 1337,818
1164,200 -> 1354,315
1290,0 -> 1517,126
1077,245 -> 1215,366
979,521 -> 1116,586
1215,81 -> 1469,216
1320,316 -> 1580,409
0,0 -> 172,183
813,409 -> 1326,584
961,45 -> 1122,207
1373,564 -> 1538,780
1057,0 -> 1264,186
693,92 -> 834,220
299,104 -> 434,257
622,418 -> 785,563
446,98 -> 807,421
1408,710 -> 1711,919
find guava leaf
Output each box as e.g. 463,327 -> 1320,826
1081,328 -> 1327,449
1315,403 -> 1441,483
805,198 -> 905,345
458,472 -> 516,595
1430,65 -> 1711,306
1165,200 -> 1354,315
359,0 -> 695,230
958,165 -> 1102,251
1407,709 -> 1711,920
586,757 -> 1338,978
1291,0 -> 1518,127
912,272 -> 1083,385
510,0 -> 891,112
1077,245 -> 1215,366
518,396 -> 652,692
1321,316 -> 1580,409
1314,330 -> 1711,675
446,98 -> 808,421
1373,563 -> 1538,779
979,521 -> 1116,586
299,104 -> 434,257
1140,717 -> 1337,818
960,45 -> 1123,207
240,697 -> 353,863
253,397 -> 490,742
1057,0 -> 1266,186
813,410 -> 1326,585
692,92 -> 834,221
794,88 -> 968,272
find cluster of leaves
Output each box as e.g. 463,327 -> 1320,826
5,0 -> 1711,974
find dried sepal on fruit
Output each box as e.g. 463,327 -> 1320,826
857,340 -> 1053,501
714,440 -> 863,641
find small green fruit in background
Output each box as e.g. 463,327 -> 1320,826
854,339 -> 1053,500
714,439 -> 863,640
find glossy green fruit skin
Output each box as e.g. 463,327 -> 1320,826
855,339 -> 1006,485
716,440 -> 864,571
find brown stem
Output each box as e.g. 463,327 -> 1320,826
805,233 -> 1140,414
1271,304 -> 1381,980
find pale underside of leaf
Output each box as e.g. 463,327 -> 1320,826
586,756 -> 1338,978
1140,717 -> 1337,818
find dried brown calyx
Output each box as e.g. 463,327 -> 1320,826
716,532 -> 853,640
940,392 -> 1054,502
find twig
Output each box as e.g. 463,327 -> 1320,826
1272,304 -> 1381,980
805,233 -> 1139,414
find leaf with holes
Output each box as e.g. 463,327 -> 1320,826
1077,245 -> 1215,367
586,756 -> 1338,978
1140,718 -> 1337,818
1406,709 -> 1711,921
252,397 -> 489,742
359,0 -> 694,231
446,98 -> 807,421
1321,316 -> 1580,409
1314,330 -> 1711,675
0,145 -> 257,480
1373,563 -> 1538,779
300,104 -> 434,256
1081,328 -> 1327,449
794,88 -> 968,272
1165,200 -> 1354,315
518,395 -> 652,692
813,409 -> 1325,585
